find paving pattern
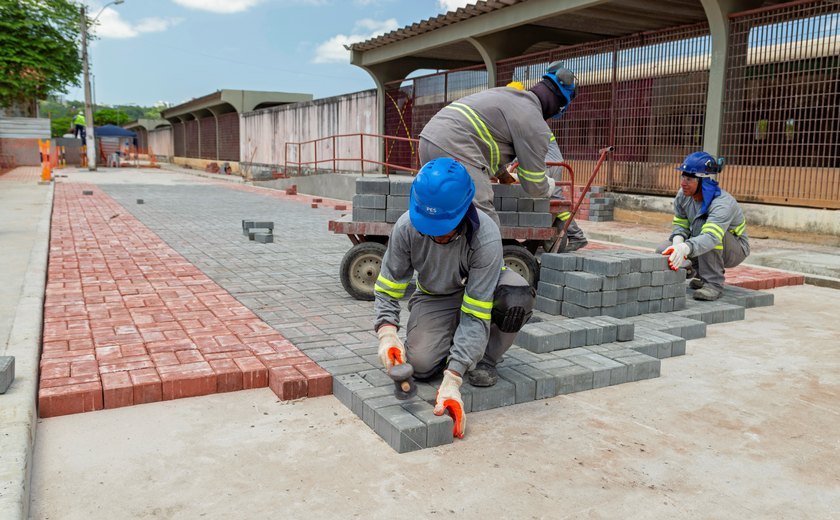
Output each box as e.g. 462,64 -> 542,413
93,182 -> 776,452
39,184 -> 330,417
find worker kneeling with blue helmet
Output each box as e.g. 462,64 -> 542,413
656,151 -> 750,301
373,157 -> 535,438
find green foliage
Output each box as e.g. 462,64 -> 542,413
51,116 -> 72,137
94,108 -> 130,126
0,0 -> 85,108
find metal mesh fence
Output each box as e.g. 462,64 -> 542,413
722,0 -> 840,208
382,1 -> 839,208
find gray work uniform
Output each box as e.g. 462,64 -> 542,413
373,209 -> 527,378
418,87 -> 554,227
544,134 -> 585,241
656,188 -> 750,290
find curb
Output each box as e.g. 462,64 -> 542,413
0,183 -> 53,520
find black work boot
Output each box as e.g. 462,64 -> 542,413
468,361 -> 498,387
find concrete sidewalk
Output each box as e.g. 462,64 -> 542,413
3,166 -> 840,518
0,168 -> 53,520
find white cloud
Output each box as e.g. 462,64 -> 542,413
173,0 -> 264,14
439,0 -> 472,12
313,18 -> 399,64
94,8 -> 182,39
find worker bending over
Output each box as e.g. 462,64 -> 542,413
658,151 -> 750,301
418,61 -> 578,228
374,158 -> 536,437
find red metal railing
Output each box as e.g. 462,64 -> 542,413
284,133 -> 421,176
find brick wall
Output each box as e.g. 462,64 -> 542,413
0,137 -> 40,166
185,120 -> 199,158
217,112 -> 239,161
199,117 -> 217,160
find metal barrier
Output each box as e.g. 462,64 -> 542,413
284,133 -> 421,176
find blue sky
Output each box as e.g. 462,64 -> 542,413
66,0 -> 471,107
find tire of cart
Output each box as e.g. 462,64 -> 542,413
340,241 -> 387,301
503,244 -> 539,287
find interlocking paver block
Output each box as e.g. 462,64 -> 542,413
464,379 -> 516,411
564,287 -> 602,308
535,295 -> 563,316
401,401 -> 454,448
498,211 -> 518,227
497,366 -> 537,403
510,364 -> 556,399
564,272 -> 603,292
0,356 -> 14,393
562,302 -> 600,318
559,320 -> 589,348
583,256 -> 622,276
540,268 -> 566,286
387,195 -> 409,210
537,281 -> 564,301
546,363 -> 594,394
389,179 -> 412,196
356,177 -> 390,195
254,232 -> 274,243
374,404 -> 427,453
352,194 -> 387,209
541,253 -> 579,272
519,212 -> 553,228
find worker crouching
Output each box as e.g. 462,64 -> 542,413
373,158 -> 536,438
657,151 -> 751,301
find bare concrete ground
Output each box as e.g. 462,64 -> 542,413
29,284 -> 840,519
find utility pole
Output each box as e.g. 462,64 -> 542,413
81,5 -> 96,171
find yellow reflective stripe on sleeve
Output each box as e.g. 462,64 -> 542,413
672,216 -> 689,229
732,220 -> 746,236
701,223 -> 724,242
376,274 -> 409,290
714,245 -> 724,250
517,167 -> 546,183
556,211 -> 571,221
463,293 -> 493,309
549,133 -> 556,142
374,285 -> 404,299
460,305 -> 492,321
447,103 -> 500,172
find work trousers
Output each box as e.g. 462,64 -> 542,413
405,269 -> 528,379
419,138 -> 500,229
656,232 -> 748,291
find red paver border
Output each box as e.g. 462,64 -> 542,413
39,184 -> 331,418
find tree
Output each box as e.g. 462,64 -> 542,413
94,108 -> 130,126
0,0 -> 85,109
50,116 -> 72,137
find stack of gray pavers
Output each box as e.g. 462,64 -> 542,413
536,250 -> 687,318
587,186 -> 614,222
242,220 -> 274,243
491,184 -> 553,228
323,247 -> 774,453
352,177 -> 413,224
351,177 -> 554,228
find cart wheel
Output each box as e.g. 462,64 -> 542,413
503,244 -> 539,287
340,242 -> 387,301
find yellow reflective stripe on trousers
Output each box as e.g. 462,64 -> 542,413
517,167 -> 546,183
446,102 -> 499,172
556,211 -> 571,221
672,216 -> 689,229
701,222 -> 724,242
732,219 -> 746,236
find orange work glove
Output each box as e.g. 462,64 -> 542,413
377,324 -> 405,370
433,369 -> 465,438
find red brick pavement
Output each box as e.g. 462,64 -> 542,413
39,184 -> 331,418
586,241 -> 804,290
0,166 -> 42,182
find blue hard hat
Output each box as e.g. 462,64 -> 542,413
676,151 -> 725,178
409,158 -> 475,237
542,61 -> 577,119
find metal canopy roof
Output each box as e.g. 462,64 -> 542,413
350,0 -> 789,66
